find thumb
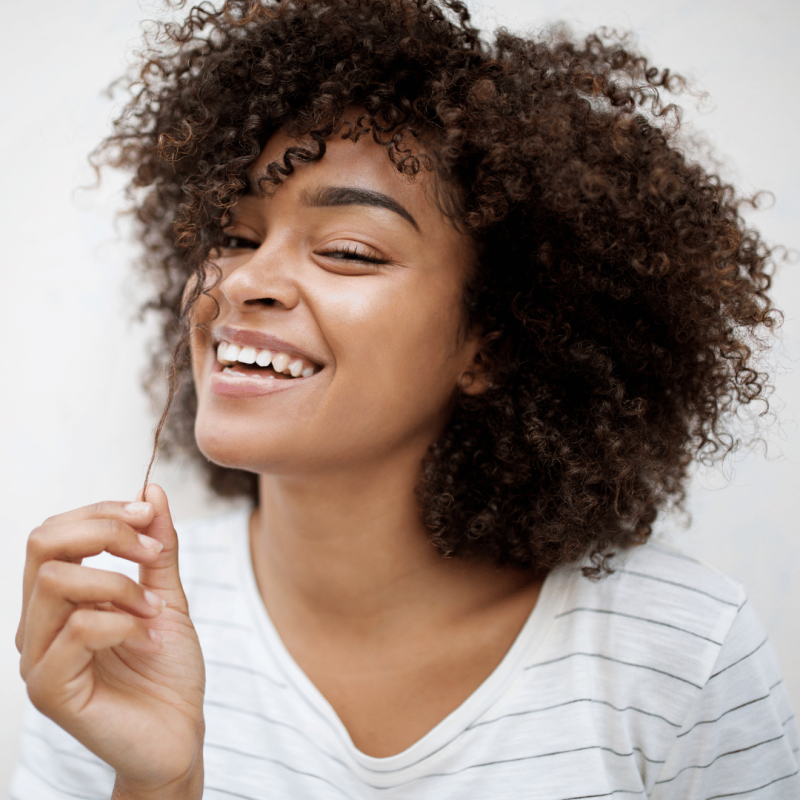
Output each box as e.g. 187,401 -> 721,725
137,483 -> 187,608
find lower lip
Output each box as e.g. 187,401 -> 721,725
209,360 -> 318,397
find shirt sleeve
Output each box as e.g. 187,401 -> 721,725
650,598 -> 800,799
9,696 -> 116,800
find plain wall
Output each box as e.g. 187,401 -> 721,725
2,0 -> 798,793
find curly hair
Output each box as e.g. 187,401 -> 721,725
94,0 -> 780,575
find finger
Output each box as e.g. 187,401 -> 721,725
41,499 -> 156,529
137,485 -> 188,610
23,516 -> 163,594
18,519 -> 164,652
25,608 -> 159,720
20,561 -> 165,672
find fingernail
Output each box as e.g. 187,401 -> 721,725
125,502 -> 152,516
149,629 -> 163,645
143,589 -> 166,610
137,533 -> 164,553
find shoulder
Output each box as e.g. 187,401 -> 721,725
528,543 -> 746,741
610,546 -> 800,796
585,538 -> 746,616
535,542 -> 799,796
547,540 -> 746,690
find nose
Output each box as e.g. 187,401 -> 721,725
216,236 -> 301,312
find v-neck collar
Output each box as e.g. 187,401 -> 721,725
230,507 -> 567,782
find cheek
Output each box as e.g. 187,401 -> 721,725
321,274 -> 466,414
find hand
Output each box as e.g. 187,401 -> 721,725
17,484 -> 205,799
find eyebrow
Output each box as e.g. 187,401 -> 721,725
301,185 -> 420,230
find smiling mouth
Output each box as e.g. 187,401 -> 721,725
215,340 -> 321,380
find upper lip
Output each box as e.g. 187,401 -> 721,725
212,325 -> 324,367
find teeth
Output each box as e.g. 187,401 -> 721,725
216,339 -> 319,377
271,353 -> 290,373
223,343 -> 241,362
255,349 -> 273,367
237,346 -> 257,364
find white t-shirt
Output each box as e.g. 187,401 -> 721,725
11,509 -> 800,799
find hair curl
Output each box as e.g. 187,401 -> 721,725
95,0 -> 780,575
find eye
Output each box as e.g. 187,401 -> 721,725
220,234 -> 260,251
320,244 -> 388,265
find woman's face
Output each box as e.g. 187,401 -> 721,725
190,126 -> 484,477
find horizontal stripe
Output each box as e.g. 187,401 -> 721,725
709,638 -> 767,680
655,734 -> 786,785
703,769 -> 800,799
557,791 -> 645,800
470,697 -> 681,731
204,701 -> 351,772
647,544 -> 703,565
22,728 -> 112,770
17,758 -> 107,800
205,658 -> 287,687
205,742 -> 354,799
360,695 -> 680,778
384,744 -> 664,790
617,569 -> 739,607
675,694 -> 771,738
205,701 -> 465,779
526,652 -> 703,689
205,787 -> 262,800
555,607 -> 722,644
15,516 -> 796,800
206,740 -> 669,794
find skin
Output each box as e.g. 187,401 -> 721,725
16,488 -> 205,800
17,125 -> 542,798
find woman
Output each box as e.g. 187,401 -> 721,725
12,0 -> 799,798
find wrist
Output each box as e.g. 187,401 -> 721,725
112,764 -> 204,800
112,721 -> 205,800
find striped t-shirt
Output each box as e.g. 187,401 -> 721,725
11,508 -> 800,799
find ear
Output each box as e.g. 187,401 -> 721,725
458,332 -> 497,396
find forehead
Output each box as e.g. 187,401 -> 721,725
246,126 -> 453,236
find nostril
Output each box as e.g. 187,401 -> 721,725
245,297 -> 278,307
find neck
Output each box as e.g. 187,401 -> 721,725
250,451 -> 529,634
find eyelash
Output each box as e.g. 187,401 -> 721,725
219,235 -> 387,265
323,244 -> 387,265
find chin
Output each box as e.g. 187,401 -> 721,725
194,413 -> 269,472
195,429 -> 254,472
193,416 -> 314,476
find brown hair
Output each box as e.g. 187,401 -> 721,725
94,0 -> 780,575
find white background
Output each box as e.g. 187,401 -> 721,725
2,0 -> 798,792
